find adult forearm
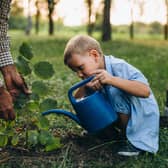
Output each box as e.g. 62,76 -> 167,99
0,0 -> 14,68
0,37 -> 14,67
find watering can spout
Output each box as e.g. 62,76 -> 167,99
42,109 -> 81,125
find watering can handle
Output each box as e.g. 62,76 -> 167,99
68,76 -> 94,104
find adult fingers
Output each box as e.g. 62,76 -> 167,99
19,75 -> 31,95
8,89 -> 20,101
8,109 -> 16,120
0,109 -> 15,121
2,110 -> 9,120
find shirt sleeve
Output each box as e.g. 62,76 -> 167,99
0,0 -> 14,68
112,59 -> 149,86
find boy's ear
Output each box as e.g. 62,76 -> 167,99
89,49 -> 99,61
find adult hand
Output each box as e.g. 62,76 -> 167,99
0,86 -> 15,120
1,64 -> 31,101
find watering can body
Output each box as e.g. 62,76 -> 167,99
42,76 -> 118,133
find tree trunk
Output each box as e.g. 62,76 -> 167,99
86,0 -> 94,35
130,4 -> 134,39
164,25 -> 168,40
102,0 -> 111,41
25,0 -> 32,35
164,0 -> 168,40
35,0 -> 40,35
48,0 -> 55,35
130,22 -> 134,39
49,10 -> 54,35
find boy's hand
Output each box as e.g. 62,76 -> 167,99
86,79 -> 102,91
89,69 -> 112,90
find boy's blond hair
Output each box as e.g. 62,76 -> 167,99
64,35 -> 103,65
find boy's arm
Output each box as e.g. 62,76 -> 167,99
108,76 -> 150,98
91,69 -> 150,98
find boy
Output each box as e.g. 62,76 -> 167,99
63,35 -> 159,156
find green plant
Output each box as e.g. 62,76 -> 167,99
0,42 -> 62,152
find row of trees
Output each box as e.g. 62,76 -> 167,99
11,0 -> 168,41
101,0 -> 168,41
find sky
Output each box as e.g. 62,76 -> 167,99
57,0 -> 167,26
22,0 -> 167,26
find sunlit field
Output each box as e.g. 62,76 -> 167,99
9,29 -> 168,111
2,29 -> 168,167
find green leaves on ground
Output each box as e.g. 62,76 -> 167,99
28,130 -> 39,147
35,115 -> 49,130
1,42 -> 60,152
11,134 -> 19,146
39,130 -> 62,152
28,130 -> 62,151
34,61 -> 54,79
15,56 -> 31,76
0,134 -> 8,147
19,42 -> 34,60
32,81 -> 49,95
16,42 -> 33,75
14,93 -> 30,109
40,98 -> 57,111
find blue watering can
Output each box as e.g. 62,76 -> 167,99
42,76 -> 117,133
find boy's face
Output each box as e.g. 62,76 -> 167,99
67,50 -> 101,79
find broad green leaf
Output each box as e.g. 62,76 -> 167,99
39,130 -> 52,145
28,130 -> 39,147
11,134 -> 19,146
6,121 -> 15,127
5,129 -> 14,137
0,127 -> 6,132
29,93 -> 40,101
14,93 -> 29,109
35,115 -> 49,129
19,42 -> 33,60
15,56 -> 31,76
34,61 -> 54,79
40,98 -> 57,111
26,100 -> 39,111
45,137 -> 62,152
0,135 -> 8,147
32,81 -> 49,96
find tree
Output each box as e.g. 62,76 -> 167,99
47,0 -> 59,35
10,0 -> 23,16
35,0 -> 40,34
130,5 -> 134,39
129,0 -> 146,39
138,0 -> 145,17
25,0 -> 32,35
102,0 -> 111,41
85,0 -> 94,35
9,0 -> 26,30
164,0 -> 168,40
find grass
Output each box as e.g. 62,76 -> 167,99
9,30 -> 168,112
1,29 -> 168,167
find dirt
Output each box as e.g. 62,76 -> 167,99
0,116 -> 167,167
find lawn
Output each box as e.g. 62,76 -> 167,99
0,30 -> 168,167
